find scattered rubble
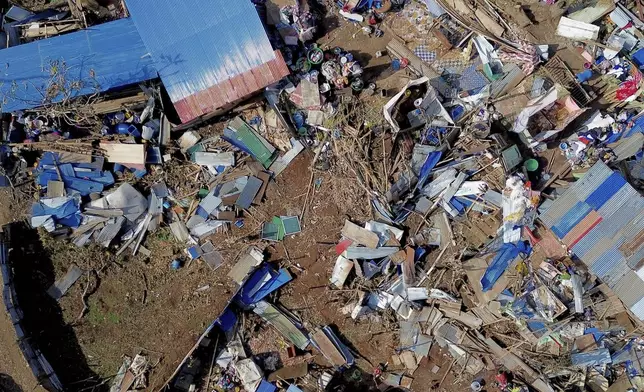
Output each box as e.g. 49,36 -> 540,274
0,0 -> 643,391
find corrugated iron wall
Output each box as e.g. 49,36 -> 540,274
125,0 -> 290,124
541,161 -> 644,320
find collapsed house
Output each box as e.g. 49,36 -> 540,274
0,0 -> 289,126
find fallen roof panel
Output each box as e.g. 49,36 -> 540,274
541,161 -> 644,319
125,0 -> 290,123
0,18 -> 157,112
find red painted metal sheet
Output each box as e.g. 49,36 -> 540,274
230,74 -> 248,101
562,210 -> 603,248
255,63 -> 272,88
174,50 -> 290,123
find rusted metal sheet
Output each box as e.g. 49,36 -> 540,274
172,53 -> 289,123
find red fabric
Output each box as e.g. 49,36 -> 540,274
616,79 -> 639,101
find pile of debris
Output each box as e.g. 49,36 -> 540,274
164,245 -> 362,392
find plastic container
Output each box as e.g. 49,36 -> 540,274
308,47 -> 324,65
576,69 -> 593,83
524,158 -> 539,172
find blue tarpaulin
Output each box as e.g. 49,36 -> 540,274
257,380 -> 277,392
215,307 -> 238,332
481,241 -> 531,292
571,348 -> 611,368
32,197 -> 81,228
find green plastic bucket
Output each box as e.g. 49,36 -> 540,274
524,159 -> 539,172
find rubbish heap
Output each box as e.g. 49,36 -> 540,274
166,246 -> 363,392
24,93 -> 305,273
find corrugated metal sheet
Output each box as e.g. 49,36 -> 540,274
620,212 -> 644,241
561,210 -> 602,248
583,235 -> 617,267
0,18 -> 157,112
571,225 -> 603,258
613,271 -> 644,308
551,201 -> 592,238
585,172 -> 627,210
630,297 -> 644,321
541,191 -> 579,227
571,161 -> 613,200
590,244 -> 622,278
125,0 -> 290,124
597,198 -> 642,239
597,184 -> 637,219
600,254 -> 629,287
627,245 -> 644,269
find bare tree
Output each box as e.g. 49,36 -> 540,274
1,58 -> 104,129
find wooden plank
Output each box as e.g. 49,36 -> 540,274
574,334 -> 597,352
267,362 -> 308,382
100,143 -> 145,165
92,92 -> 147,114
253,171 -> 271,204
311,329 -> 345,366
440,308 -> 483,329
386,38 -> 441,79
47,180 -> 65,198
463,256 -> 511,305
390,249 -> 407,265
341,220 -> 379,248
47,265 -> 83,300
402,247 -> 415,286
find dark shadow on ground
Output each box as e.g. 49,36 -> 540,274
0,374 -> 24,392
9,223 -> 105,392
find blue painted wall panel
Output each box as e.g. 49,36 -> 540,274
0,18 -> 157,112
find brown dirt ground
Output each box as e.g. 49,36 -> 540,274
0,2 -> 569,392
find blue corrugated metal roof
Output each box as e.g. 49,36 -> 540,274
0,18 -> 157,112
125,0 -> 278,110
585,172 -> 627,210
571,161 -> 613,200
